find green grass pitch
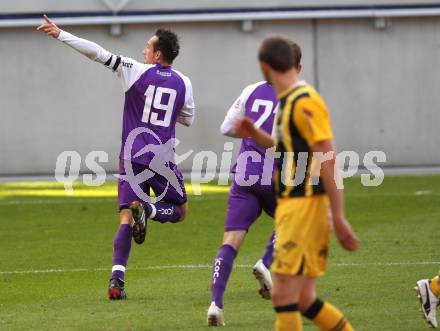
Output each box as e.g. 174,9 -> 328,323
0,176 -> 439,330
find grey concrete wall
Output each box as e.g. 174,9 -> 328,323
0,16 -> 439,174
318,17 -> 440,165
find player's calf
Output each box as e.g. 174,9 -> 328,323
144,201 -> 185,224
302,298 -> 354,331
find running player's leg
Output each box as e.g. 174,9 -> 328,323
210,231 -> 246,308
259,185 -> 277,268
271,273 -> 304,331
208,230 -> 246,326
208,182 -> 262,326
109,162 -> 148,299
146,163 -> 187,223
300,277 -> 354,331
261,231 -> 275,268
252,184 -> 276,299
253,230 -> 275,300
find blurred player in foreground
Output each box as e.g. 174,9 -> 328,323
235,36 -> 359,331
207,81 -> 278,326
38,15 -> 195,300
416,272 -> 440,328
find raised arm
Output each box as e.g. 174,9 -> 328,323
37,15 -> 151,92
37,15 -> 113,65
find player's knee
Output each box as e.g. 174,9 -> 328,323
299,293 -> 316,313
271,286 -> 286,305
299,278 -> 317,312
271,276 -> 288,304
222,231 -> 246,251
272,273 -> 303,305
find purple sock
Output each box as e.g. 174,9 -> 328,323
111,224 -> 132,281
210,244 -> 237,308
146,202 -> 182,223
262,231 -> 275,269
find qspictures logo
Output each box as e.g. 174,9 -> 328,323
54,128 -> 386,200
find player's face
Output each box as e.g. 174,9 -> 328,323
143,36 -> 159,64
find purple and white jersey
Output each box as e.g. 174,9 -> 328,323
221,81 -> 278,180
109,57 -> 195,165
56,30 -> 195,166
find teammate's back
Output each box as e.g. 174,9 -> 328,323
221,81 -> 277,178
241,82 -> 277,154
120,61 -> 194,164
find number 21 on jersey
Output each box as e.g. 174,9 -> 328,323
142,85 -> 177,127
251,99 -> 276,128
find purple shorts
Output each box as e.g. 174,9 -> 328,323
224,178 -> 276,232
118,159 -> 187,210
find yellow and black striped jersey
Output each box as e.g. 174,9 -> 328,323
274,82 -> 333,198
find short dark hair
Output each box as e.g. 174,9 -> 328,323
154,29 -> 180,64
258,36 -> 302,72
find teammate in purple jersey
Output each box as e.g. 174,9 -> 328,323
38,15 -> 195,300
207,81 -> 278,326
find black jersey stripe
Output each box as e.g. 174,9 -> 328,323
104,55 -> 113,66
288,92 -> 310,197
279,84 -> 308,102
288,91 -> 327,198
112,56 -> 121,71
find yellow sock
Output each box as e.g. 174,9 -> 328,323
303,299 -> 354,331
430,274 -> 440,297
274,304 -> 303,331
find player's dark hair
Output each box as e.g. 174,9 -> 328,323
154,29 -> 180,64
258,36 -> 302,72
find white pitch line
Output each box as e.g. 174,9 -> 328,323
0,196 -> 225,206
415,190 -> 433,196
1,191 -> 438,206
0,261 -> 438,275
0,198 -> 114,206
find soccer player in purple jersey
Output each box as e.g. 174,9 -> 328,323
38,15 -> 195,300
207,81 -> 278,326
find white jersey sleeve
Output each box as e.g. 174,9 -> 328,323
174,71 -> 195,127
57,30 -> 151,92
220,82 -> 264,137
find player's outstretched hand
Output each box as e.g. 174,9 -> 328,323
37,15 -> 61,38
333,216 -> 360,252
234,116 -> 256,138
